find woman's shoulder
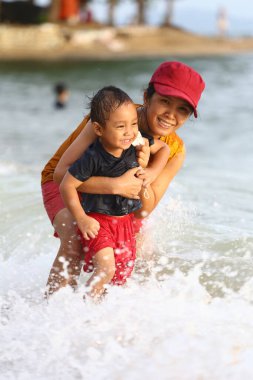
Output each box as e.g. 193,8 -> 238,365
68,114 -> 90,142
160,132 -> 185,159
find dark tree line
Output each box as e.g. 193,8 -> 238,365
0,0 -> 182,26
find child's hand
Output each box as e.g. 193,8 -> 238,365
77,215 -> 100,240
135,167 -> 156,188
135,138 -> 150,168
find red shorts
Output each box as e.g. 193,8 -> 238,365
131,214 -> 143,234
80,213 -> 136,286
41,181 -> 65,224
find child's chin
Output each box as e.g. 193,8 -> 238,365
122,143 -> 132,150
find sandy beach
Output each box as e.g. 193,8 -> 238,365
1,24 -> 253,61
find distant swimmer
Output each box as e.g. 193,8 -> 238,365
54,82 -> 69,109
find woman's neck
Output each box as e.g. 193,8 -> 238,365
138,106 -> 150,134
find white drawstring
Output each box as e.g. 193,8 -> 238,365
143,188 -> 150,199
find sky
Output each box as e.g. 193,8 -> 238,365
91,0 -> 253,36
4,0 -> 253,36
172,0 -> 253,35
89,0 -> 253,36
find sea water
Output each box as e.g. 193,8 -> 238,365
0,55 -> 253,380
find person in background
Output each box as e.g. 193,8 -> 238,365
41,61 -> 205,296
59,0 -> 80,24
80,0 -> 93,24
60,86 -> 170,299
217,7 -> 229,38
54,82 -> 69,109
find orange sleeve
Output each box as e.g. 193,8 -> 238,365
160,132 -> 185,160
41,115 -> 90,185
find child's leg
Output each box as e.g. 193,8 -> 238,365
85,247 -> 116,299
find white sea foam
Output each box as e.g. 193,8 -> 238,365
1,266 -> 253,380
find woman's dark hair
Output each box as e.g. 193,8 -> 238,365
145,83 -> 156,100
89,86 -> 133,127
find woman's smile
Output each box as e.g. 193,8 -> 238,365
157,116 -> 175,130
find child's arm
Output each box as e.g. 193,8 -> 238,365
59,172 -> 100,240
137,139 -> 171,187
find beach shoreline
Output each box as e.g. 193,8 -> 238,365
1,24 -> 253,61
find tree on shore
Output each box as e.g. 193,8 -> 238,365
48,0 -> 61,22
134,0 -> 182,26
163,0 -> 174,26
163,0 -> 184,27
107,0 -> 118,26
107,0 -> 146,26
135,0 -> 146,25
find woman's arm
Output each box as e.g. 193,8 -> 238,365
54,120 -> 97,184
77,167 -> 143,199
134,148 -> 186,218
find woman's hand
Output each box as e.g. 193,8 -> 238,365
117,167 -> 143,199
135,167 -> 156,188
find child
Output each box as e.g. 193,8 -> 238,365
60,86 -> 170,299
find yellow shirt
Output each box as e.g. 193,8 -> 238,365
41,113 -> 184,185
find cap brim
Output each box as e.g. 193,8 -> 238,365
153,83 -> 198,118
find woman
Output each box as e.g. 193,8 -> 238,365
41,61 -> 205,295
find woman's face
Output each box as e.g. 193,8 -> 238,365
144,92 -> 193,138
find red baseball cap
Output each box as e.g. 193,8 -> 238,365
149,61 -> 205,117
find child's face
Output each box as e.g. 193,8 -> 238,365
98,102 -> 138,157
145,93 -> 192,138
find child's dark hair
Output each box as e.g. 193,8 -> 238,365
89,86 -> 133,127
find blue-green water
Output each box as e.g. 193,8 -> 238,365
0,55 -> 253,379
